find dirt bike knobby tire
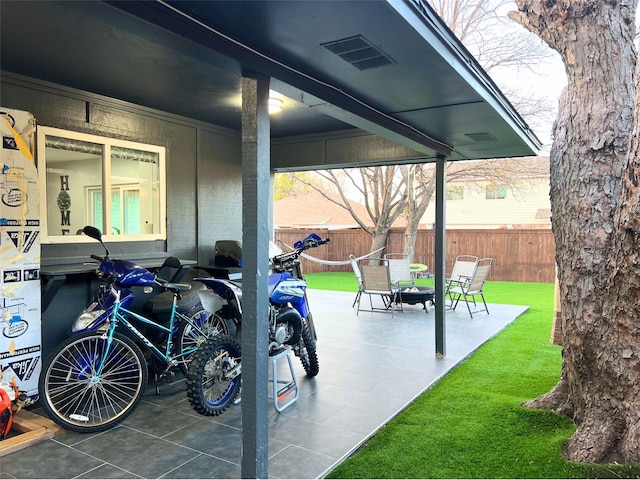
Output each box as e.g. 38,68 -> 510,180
176,306 -> 230,374
296,322 -> 319,377
186,335 -> 241,416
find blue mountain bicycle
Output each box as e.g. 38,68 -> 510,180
38,226 -> 227,433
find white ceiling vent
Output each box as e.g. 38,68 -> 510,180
321,35 -> 395,71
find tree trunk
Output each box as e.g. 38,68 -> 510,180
403,165 -> 437,263
510,0 -> 639,463
370,230 -> 389,260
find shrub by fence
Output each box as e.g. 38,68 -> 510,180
274,228 -> 556,283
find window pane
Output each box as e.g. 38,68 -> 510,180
123,190 -> 141,235
44,135 -> 103,235
93,191 -> 103,232
485,184 -> 507,200
39,127 -> 165,242
111,190 -> 122,235
111,148 -> 160,235
485,185 -> 495,199
446,186 -> 463,200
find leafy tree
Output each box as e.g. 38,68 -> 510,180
273,171 -> 317,200
510,0 -> 640,463
286,158 -> 544,261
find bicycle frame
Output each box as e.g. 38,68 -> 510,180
95,286 -> 202,376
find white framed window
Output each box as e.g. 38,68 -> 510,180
446,186 -> 464,200
37,126 -> 166,243
485,184 -> 507,200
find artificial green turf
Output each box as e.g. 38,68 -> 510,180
304,273 -> 640,479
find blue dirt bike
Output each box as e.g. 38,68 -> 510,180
38,226 -> 227,433
185,233 -> 329,416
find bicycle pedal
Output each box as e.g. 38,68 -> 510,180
156,371 -> 176,385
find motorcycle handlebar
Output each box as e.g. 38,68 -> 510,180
90,254 -> 104,262
271,237 -> 330,264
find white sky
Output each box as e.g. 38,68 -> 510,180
501,54 -> 567,155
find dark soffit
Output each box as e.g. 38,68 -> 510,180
0,0 -> 541,162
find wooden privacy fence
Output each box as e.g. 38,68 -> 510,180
274,228 -> 556,283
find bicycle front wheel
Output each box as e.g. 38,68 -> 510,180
39,331 -> 148,433
176,306 -> 230,374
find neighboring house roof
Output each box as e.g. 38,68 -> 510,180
274,192 -> 407,229
274,192 -> 367,228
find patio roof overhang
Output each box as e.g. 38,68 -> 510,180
0,0 -> 541,164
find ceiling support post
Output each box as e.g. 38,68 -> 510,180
434,153 -> 447,358
240,71 -> 271,479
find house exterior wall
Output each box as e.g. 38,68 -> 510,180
1,72 -> 243,356
1,72 -> 243,261
422,176 -> 551,229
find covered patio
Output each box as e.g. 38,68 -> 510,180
1,1 -> 539,476
2,289 -> 527,479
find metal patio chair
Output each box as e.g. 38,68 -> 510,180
356,258 -> 402,316
447,255 -> 479,284
349,254 -> 364,308
384,253 -> 414,289
446,257 -> 493,318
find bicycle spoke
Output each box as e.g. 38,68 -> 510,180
40,333 -> 147,432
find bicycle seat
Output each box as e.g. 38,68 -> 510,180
165,282 -> 191,292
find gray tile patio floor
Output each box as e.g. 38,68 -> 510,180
0,289 -> 527,479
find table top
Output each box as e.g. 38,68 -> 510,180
41,257 -> 196,277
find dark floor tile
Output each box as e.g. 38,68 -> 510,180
141,376 -> 189,407
310,366 -> 380,393
0,439 -> 103,479
322,404 -> 393,436
123,400 -> 202,438
76,463 -> 143,479
165,420 -> 289,465
268,444 -> 339,479
71,425 -> 199,478
164,420 -> 243,463
272,392 -> 343,424
268,415 -> 363,458
160,453 -> 241,479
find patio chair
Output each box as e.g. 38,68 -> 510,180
444,255 -> 478,308
447,255 -> 479,283
349,254 -> 364,308
384,253 -> 414,288
356,258 -> 402,316
446,257 -> 493,318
